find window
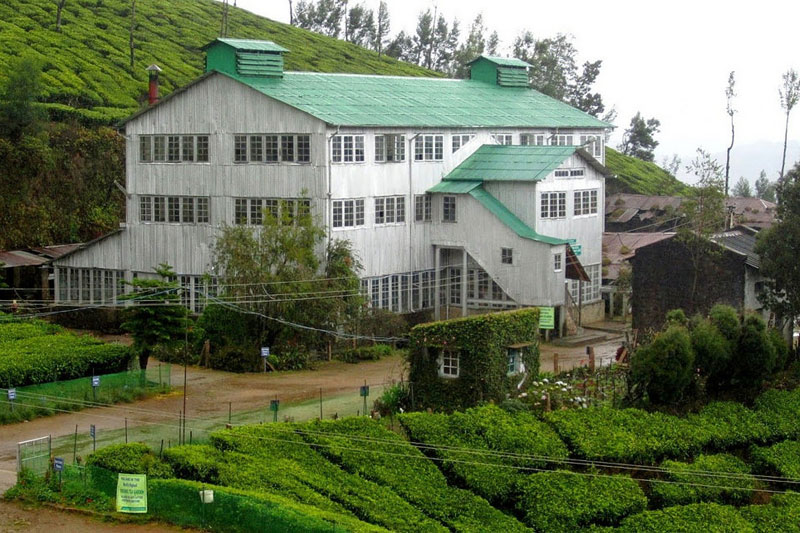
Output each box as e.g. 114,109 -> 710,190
371,279 -> 380,308
139,136 -> 151,162
450,267 -> 461,305
375,196 -> 405,225
501,248 -> 513,264
493,133 -> 513,145
332,135 -> 365,163
414,134 -> 444,161
414,194 -> 432,222
438,349 -> 459,378
234,198 -> 249,225
580,134 -> 604,158
235,197 -> 310,225
139,196 -> 209,224
250,199 -> 263,226
507,348 -> 523,375
140,135 -> 209,163
452,134 -> 474,152
574,189 -> 599,216
234,134 -> 310,163
153,136 -> 166,161
521,133 -> 546,146
555,167 -> 585,178
569,264 -> 601,303
478,271 -> 489,299
541,192 -> 566,219
554,253 -> 563,272
391,275 -> 399,311
375,134 -> 406,162
182,136 -> 194,162
196,136 -> 209,162
167,136 -> 181,162
551,134 -> 574,146
443,195 -> 456,222
332,199 -> 365,229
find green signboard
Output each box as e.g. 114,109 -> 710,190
539,307 -> 555,330
116,473 -> 147,513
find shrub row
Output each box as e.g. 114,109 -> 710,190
751,440 -> 800,478
0,332 -> 131,387
401,405 -> 568,504
298,417 -> 528,532
752,388 -> 800,441
515,471 -> 646,532
335,344 -> 394,364
650,454 -> 757,506
0,319 -> 63,342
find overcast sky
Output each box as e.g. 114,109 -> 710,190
239,0 -> 800,180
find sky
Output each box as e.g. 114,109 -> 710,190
239,0 -> 800,182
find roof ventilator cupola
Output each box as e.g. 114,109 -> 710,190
467,55 -> 531,88
202,38 -> 289,78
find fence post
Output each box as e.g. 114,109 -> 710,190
125,418 -> 128,443
228,402 -> 232,425
587,346 -> 595,373
72,425 -> 78,464
319,388 -> 323,420
553,353 -> 559,374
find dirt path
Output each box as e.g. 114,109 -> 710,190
0,500 -> 195,533
0,355 -> 407,493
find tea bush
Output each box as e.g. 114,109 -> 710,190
751,440 -> 800,478
612,503 -> 754,532
86,443 -> 172,478
650,454 -> 757,506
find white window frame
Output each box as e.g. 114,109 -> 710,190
414,194 -> 432,222
541,192 -> 566,219
234,197 -> 310,226
452,133 -> 474,153
570,263 -> 601,303
414,134 -> 444,161
332,134 -> 365,163
493,133 -> 513,145
438,349 -> 460,378
140,195 -> 210,224
507,348 -> 524,376
521,133 -> 546,146
551,134 -> 574,146
374,196 -> 405,225
580,134 -> 604,159
374,134 -> 406,162
554,253 -> 563,272
574,189 -> 599,217
332,199 -> 366,229
501,248 -> 513,264
442,195 -> 456,222
140,135 -> 209,163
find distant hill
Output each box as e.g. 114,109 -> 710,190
605,147 -> 690,196
0,0 -> 436,124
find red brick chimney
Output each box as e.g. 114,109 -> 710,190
146,64 -> 162,105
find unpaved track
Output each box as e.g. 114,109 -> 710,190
0,355 -> 406,493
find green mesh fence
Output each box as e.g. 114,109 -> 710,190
0,364 -> 171,424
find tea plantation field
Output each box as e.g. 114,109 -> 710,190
53,392 -> 800,532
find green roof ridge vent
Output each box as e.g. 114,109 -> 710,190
203,38 -> 288,78
467,55 -> 531,87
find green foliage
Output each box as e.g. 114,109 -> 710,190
121,263 -> 189,370
708,303 -> 741,345
686,402 -> 772,449
209,344 -> 261,373
741,493 -> 800,532
753,388 -> 800,440
400,404 -> 568,504
0,325 -> 131,387
768,328 -> 790,371
163,444 -> 221,484
751,440 -> 800,478
604,147 -> 689,196
515,471 -> 646,532
0,55 -> 45,140
300,417 -> 528,532
651,454 -> 757,506
613,503 -> 754,532
618,112 -> 660,162
373,382 -> 410,416
335,344 -> 394,363
86,442 -> 173,478
690,319 -> 732,390
733,315 -> 777,389
630,325 -> 695,405
408,308 -> 540,411
665,308 -> 688,327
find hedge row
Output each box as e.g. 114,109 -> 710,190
298,417 -> 528,532
206,426 -> 446,532
752,388 -> 800,441
650,454 -> 757,506
334,344 -> 395,364
515,471 -> 646,532
400,404 -> 568,504
0,331 -> 131,387
751,440 -> 800,479
0,319 -> 63,342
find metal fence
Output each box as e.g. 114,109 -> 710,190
17,435 -> 51,481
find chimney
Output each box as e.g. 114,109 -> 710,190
146,64 -> 162,105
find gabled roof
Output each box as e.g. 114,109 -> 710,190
227,71 -> 610,129
466,55 -> 532,68
202,38 -> 289,52
427,181 -> 482,194
469,186 -> 567,246
712,227 -> 761,269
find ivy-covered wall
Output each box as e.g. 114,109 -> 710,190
408,308 -> 540,411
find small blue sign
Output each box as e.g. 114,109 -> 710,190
261,347 -> 270,358
269,399 -> 280,411
90,424 -> 96,438
53,457 -> 64,472
7,389 -> 15,401
92,376 -> 100,388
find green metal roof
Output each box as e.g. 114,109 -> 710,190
427,181 -> 482,194
203,38 -> 289,53
467,55 -> 531,68
224,71 -> 609,129
469,187 -> 567,245
445,145 -> 578,181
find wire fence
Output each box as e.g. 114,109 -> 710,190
0,364 -> 171,424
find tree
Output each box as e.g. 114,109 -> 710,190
661,154 -> 681,176
755,161 -> 800,333
754,170 -> 777,202
121,263 -> 189,370
211,200 -> 363,356
619,112 -> 660,162
129,0 -> 136,69
0,56 -> 45,141
452,15 -> 489,78
779,69 -> 800,180
294,0 -> 344,37
345,3 -> 375,47
724,71 -> 736,196
411,9 -> 434,68
385,30 -> 414,62
731,176 -> 752,197
373,1 -> 390,56
55,0 -> 67,32
567,60 -> 605,117
630,325 -> 695,405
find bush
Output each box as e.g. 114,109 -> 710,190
733,315 -> 776,389
751,440 -> 800,478
86,443 -> 172,478
650,454 -> 757,506
709,304 -> 740,349
687,402 -> 772,449
630,325 -> 695,405
741,493 -> 800,532
514,471 -> 647,532
209,344 -> 261,373
754,388 -> 800,440
614,503 -> 753,532
335,344 -> 394,363
163,445 -> 221,484
373,382 -> 410,416
691,319 -> 732,390
666,308 -> 688,327
267,346 -> 311,371
767,328 -> 790,371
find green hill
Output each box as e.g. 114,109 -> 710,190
0,0 -> 436,124
605,147 -> 690,196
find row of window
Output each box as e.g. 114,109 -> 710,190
234,134 -> 311,164
540,190 -> 599,219
57,268 -> 125,305
140,196 -> 210,224
362,270 -> 437,312
138,132 -> 604,165
436,347 -> 525,378
139,135 -> 209,163
331,194 -> 433,229
569,263 -> 602,303
234,198 -> 310,226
